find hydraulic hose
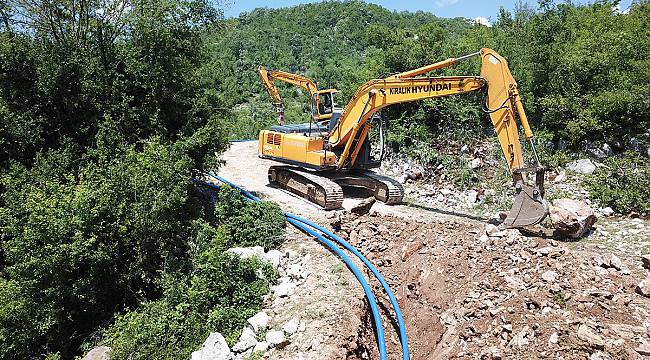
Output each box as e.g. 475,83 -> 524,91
196,173 -> 396,360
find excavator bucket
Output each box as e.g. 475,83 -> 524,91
503,168 -> 549,228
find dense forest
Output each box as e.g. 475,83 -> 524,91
0,0 -> 648,358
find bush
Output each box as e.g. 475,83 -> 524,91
0,139 -> 197,358
214,186 -> 286,250
100,187 -> 284,359
585,154 -> 650,214
104,245 -> 276,359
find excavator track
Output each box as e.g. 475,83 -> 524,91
359,171 -> 404,204
329,170 -> 404,205
268,166 -> 344,210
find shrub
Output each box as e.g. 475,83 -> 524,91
585,154 -> 650,214
101,187 -> 283,359
104,250 -> 275,360
214,185 -> 286,250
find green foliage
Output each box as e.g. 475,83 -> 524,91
0,139 -> 197,358
214,186 -> 286,250
585,154 -> 650,214
208,1 -> 650,155
104,248 -> 275,360
1,0 -> 649,358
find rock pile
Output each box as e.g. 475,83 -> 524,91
336,212 -> 650,359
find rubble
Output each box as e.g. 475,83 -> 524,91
226,246 -> 265,259
282,318 -> 301,335
636,342 -> 650,356
337,213 -> 650,359
262,250 -> 283,269
271,277 -> 297,297
266,330 -> 290,348
642,254 -> 650,270
232,327 -> 257,353
350,197 -> 375,215
577,324 -> 605,349
601,207 -> 614,216
635,277 -> 650,298
81,346 -> 111,360
252,341 -> 268,353
247,311 -> 271,333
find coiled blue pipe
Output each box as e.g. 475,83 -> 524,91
200,172 -> 410,360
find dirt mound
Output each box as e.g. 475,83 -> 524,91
335,213 -> 650,359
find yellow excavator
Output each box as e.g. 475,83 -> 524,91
258,48 -> 548,228
258,65 -> 338,125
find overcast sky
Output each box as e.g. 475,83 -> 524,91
221,0 -> 634,22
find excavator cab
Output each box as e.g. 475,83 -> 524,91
311,90 -> 338,121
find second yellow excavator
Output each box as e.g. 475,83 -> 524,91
258,49 -> 548,228
258,65 -> 338,125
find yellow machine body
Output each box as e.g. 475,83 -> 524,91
259,130 -> 337,169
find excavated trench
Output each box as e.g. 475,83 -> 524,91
335,212 -> 650,360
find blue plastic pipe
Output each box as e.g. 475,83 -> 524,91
284,213 -> 410,360
204,171 -> 410,360
196,174 -> 390,360
286,217 -> 388,360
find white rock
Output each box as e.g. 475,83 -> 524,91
192,332 -> 233,360
271,277 -> 296,297
232,327 -> 257,353
542,270 -> 559,282
470,158 -> 482,169
548,332 -> 559,345
82,346 -> 111,360
609,254 -> 623,271
262,250 -> 283,268
467,190 -> 478,204
252,341 -> 268,353
282,318 -> 301,335
577,324 -> 605,349
550,198 -> 597,238
286,263 -> 305,280
536,246 -> 553,256
265,330 -> 289,348
479,346 -> 502,359
602,143 -> 613,156
485,224 -> 500,236
567,159 -> 596,174
233,348 -> 253,360
554,171 -> 566,183
601,207 -> 614,216
247,311 -> 271,333
227,246 -> 265,260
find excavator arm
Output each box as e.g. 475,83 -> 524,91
328,48 -> 548,227
258,65 -> 319,125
